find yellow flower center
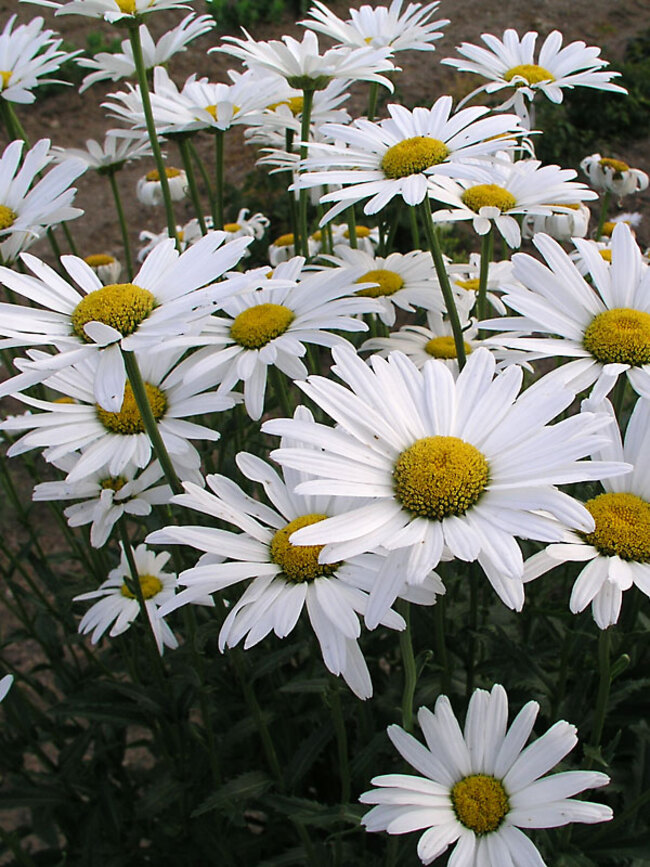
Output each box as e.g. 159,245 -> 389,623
346,225 -> 372,239
101,476 -> 126,492
601,221 -> 616,237
121,573 -> 163,599
0,205 -> 17,230
599,249 -> 612,262
54,397 -> 76,404
393,436 -> 489,520
144,167 -> 182,182
223,222 -> 241,232
451,775 -> 509,835
84,254 -> 116,267
425,336 -> 472,359
461,184 -> 517,213
272,232 -> 295,248
71,283 -> 156,341
381,136 -> 450,179
0,71 -> 11,90
115,0 -> 137,13
583,307 -> 650,366
455,278 -> 480,292
270,514 -> 340,583
96,382 -> 167,435
230,303 -> 295,349
599,157 -> 629,174
582,492 -> 650,561
356,268 -> 404,298
503,64 -> 555,85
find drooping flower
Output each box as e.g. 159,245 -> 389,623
136,165 -> 188,205
580,152 -> 649,198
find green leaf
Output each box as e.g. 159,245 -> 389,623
191,771 -> 273,818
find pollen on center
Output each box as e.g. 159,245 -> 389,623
96,382 -> 167,435
71,283 -> 156,341
230,303 -> 295,349
461,184 -> 516,213
583,307 -> 650,366
356,268 -> 405,297
381,136 -> 450,179
451,774 -> 509,835
270,514 -> 340,582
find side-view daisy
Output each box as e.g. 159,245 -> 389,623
580,153 -> 649,198
361,683 -> 612,865
52,133 -> 152,172
21,0 -> 193,24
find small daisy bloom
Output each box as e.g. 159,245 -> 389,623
599,211 -> 642,241
180,257 -> 382,420
22,0 -> 193,24
300,0 -> 448,54
482,223 -> 650,402
442,29 -> 625,126
0,14 -> 80,104
77,14 -> 215,93
313,246 -> 444,327
268,231 -> 321,266
525,396 -> 650,629
74,544 -> 181,654
83,253 -> 122,284
148,409 -> 442,698
360,684 -> 612,865
222,208 -> 269,243
580,153 -> 649,198
297,99 -> 525,222
215,29 -> 395,93
263,345 -> 626,625
136,166 -> 188,206
522,201 -> 591,242
33,456 -> 171,548
0,138 -> 86,264
52,133 -> 152,172
0,231 -> 253,409
330,222 -> 380,255
0,347 -> 237,484
448,253 -> 517,318
429,154 -> 597,248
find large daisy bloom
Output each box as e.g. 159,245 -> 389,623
482,223 -> 650,402
360,684 -> 612,865
77,14 -> 215,93
297,99 -> 525,222
262,345 -> 627,625
428,154 -> 597,248
148,408 -> 442,699
21,0 -> 193,24
300,0 -> 448,54
580,153 -> 649,198
441,29 -> 626,126
73,544 -> 182,654
0,231 -> 253,409
0,138 -> 86,264
0,14 -> 80,104
313,246 -> 444,326
525,396 -> 650,629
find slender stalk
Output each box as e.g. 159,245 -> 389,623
328,677 -> 351,867
418,199 -> 467,369
346,206 -> 358,249
183,606 -> 221,787
271,365 -> 293,419
121,349 -> 182,495
466,566 -> 479,699
408,205 -> 420,250
588,627 -> 613,766
127,23 -> 178,243
107,169 -> 134,280
596,190 -> 611,241
213,129 -> 225,229
612,373 -> 628,423
477,227 -> 493,324
178,137 -> 207,234
367,81 -> 379,122
397,600 -> 417,733
0,100 -> 28,142
188,139 -> 215,215
298,88 -> 315,259
434,596 -> 451,695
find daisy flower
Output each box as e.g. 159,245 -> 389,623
441,29 -> 626,127
522,202 -> 591,243
599,211 -> 642,240
313,246 -> 444,326
360,684 -> 612,865
21,0 -> 193,24
77,14 -> 215,93
74,544 -> 182,654
180,257 -> 382,420
0,138 -> 86,264
428,154 -> 597,248
482,223 -> 650,402
33,456 -> 171,547
0,14 -> 80,104
525,396 -> 650,629
268,232 -> 321,266
222,208 -> 270,243
83,253 -> 122,285
300,0 -> 448,54
580,153 -> 649,198
148,408 -> 442,698
262,345 -> 626,624
0,347 -> 237,484
136,166 -> 188,205
448,253 -> 517,318
0,231 -> 253,409
215,29 -> 395,93
52,133 -> 152,172
297,99 -> 524,222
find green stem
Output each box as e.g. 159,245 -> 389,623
62,222 -> 79,257
271,365 -> 293,418
188,139 -> 215,216
127,23 -> 178,243
298,88 -> 315,260
596,190 -> 611,241
0,100 -> 28,142
397,600 -> 417,733
107,169 -> 134,280
477,227 -> 493,324
434,596 -> 451,695
121,349 -> 182,495
178,136 -> 207,234
588,627 -> 613,765
213,129 -> 225,229
408,206 -> 420,250
346,205 -> 358,249
612,373 -> 628,422
367,81 -> 379,122
466,566 -> 479,699
328,677 -> 351,867
183,606 -> 221,786
418,199 -> 467,370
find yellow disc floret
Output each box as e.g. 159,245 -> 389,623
599,157 -> 629,174
451,774 -> 509,835
582,492 -> 650,561
223,222 -> 241,232
0,71 -> 12,90
456,278 -> 480,293
504,64 -> 554,85
461,185 -> 517,213
272,233 -> 295,248
356,269 -> 405,298
583,308 -> 650,366
346,225 -> 372,239
393,436 -> 489,520
425,336 -> 472,359
96,382 -> 167,435
101,476 -> 127,493
71,283 -> 156,341
270,514 -> 340,583
84,254 -> 116,267
145,167 -> 182,182
121,573 -> 164,599
0,204 -> 17,230
599,249 -> 612,262
381,136 -> 450,179
230,303 -> 295,349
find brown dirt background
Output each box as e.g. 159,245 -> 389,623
0,0 -> 649,256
